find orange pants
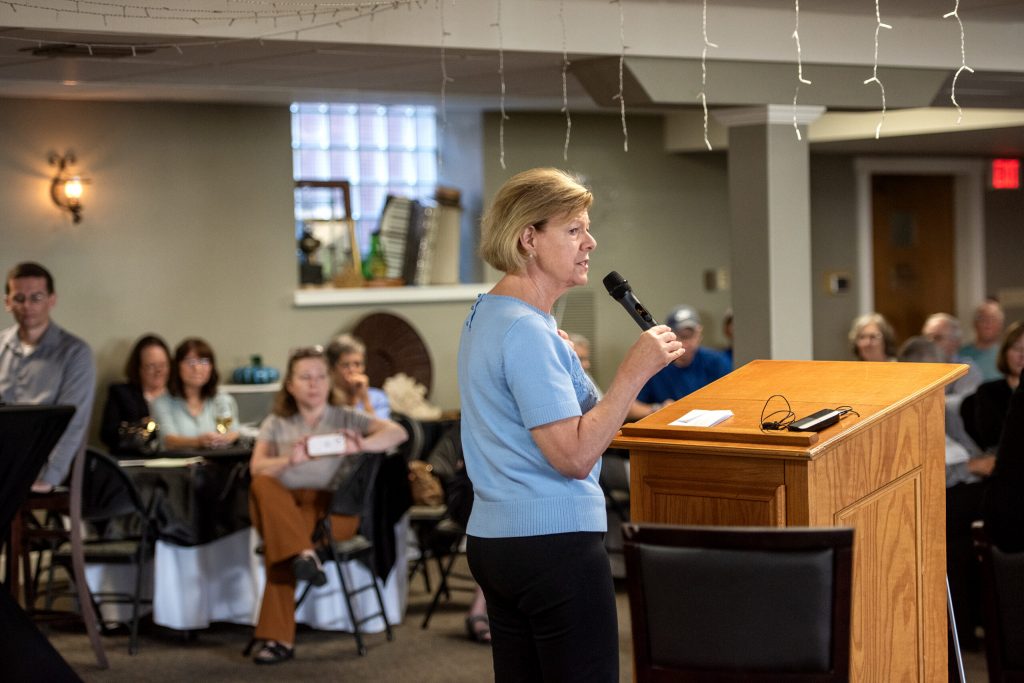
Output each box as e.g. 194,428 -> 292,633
249,474 -> 359,644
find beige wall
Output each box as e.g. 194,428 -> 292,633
3,98 -> 1017,441
0,98 -> 476,439
483,111 -> 733,388
809,155 -> 861,361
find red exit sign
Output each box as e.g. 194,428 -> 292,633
991,158 -> 1020,190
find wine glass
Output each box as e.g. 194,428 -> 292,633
214,395 -> 234,436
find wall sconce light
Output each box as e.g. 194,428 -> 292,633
48,151 -> 87,223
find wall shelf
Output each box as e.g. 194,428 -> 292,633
293,283 -> 489,307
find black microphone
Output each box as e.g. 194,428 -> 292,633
603,271 -> 658,331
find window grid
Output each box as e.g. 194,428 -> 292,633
291,103 -> 439,257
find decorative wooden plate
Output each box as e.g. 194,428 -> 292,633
352,312 -> 433,398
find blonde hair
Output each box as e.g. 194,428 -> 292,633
479,168 -> 593,274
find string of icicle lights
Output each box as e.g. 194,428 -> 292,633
697,0 -> 717,151
863,0 -> 892,139
790,0 -> 811,142
0,0 -> 980,162
943,0 -> 973,125
612,0 -> 628,153
437,0 -> 453,171
0,0 -> 416,26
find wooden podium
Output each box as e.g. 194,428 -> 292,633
611,359 -> 966,682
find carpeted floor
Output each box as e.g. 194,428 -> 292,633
42,557 -> 989,682
44,558 -> 635,683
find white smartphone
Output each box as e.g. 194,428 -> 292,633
306,433 -> 347,457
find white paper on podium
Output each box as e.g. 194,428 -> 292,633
670,409 -> 734,427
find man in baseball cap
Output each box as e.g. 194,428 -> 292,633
628,305 -> 732,420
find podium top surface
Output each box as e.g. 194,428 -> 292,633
612,359 -> 966,459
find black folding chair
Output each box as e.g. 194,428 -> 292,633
301,452 -> 394,656
46,448 -> 159,655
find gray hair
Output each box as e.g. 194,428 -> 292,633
923,313 -> 963,344
325,333 -> 366,367
848,312 -> 897,359
567,332 -> 591,349
897,336 -> 943,364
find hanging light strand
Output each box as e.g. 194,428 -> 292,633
698,0 -> 717,151
0,0 -> 408,23
943,0 -> 973,125
863,0 -> 892,139
438,0 -> 453,128
437,0 -> 454,171
611,0 -> 628,152
0,0 -> 402,55
559,0 -> 571,161
790,0 -> 812,141
495,0 -> 509,170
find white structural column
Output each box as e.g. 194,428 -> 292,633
714,105 -> 825,364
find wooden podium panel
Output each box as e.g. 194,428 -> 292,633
612,360 -> 964,682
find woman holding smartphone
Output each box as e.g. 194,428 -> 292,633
247,346 -> 407,665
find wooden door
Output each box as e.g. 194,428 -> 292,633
871,175 -> 956,345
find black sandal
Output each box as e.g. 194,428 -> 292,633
253,640 -> 294,665
465,614 -> 491,644
292,553 -> 327,587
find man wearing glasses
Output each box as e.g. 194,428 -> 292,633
1,261 -> 95,492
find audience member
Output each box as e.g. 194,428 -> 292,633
0,262 -> 95,492
721,307 -> 734,365
965,321 -> 1024,454
981,366 -> 1024,553
247,346 -> 407,664
422,421 -> 490,644
960,298 -> 1006,382
922,312 -> 983,399
100,334 -> 171,455
151,337 -> 239,450
848,312 -> 896,362
326,333 -> 390,419
898,336 -> 988,650
629,305 -> 731,420
567,332 -> 602,400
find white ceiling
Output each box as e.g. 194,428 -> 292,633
2,0 -> 1024,154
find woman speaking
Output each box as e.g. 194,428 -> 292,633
458,168 -> 684,682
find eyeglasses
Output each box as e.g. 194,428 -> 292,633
183,358 -> 212,368
293,372 -> 328,383
857,332 -> 883,342
7,292 -> 49,305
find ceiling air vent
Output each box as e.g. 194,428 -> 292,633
21,43 -> 157,59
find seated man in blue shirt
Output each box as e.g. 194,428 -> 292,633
628,305 -> 732,420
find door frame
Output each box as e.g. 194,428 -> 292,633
854,157 -> 985,321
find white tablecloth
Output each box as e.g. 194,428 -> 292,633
86,515 -> 409,632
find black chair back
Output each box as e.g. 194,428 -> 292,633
329,451 -> 384,519
390,413 -> 425,463
974,522 -> 1024,681
623,523 -> 853,682
81,449 -> 149,523
0,405 -> 73,531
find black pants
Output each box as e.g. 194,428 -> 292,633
946,481 -> 986,652
467,532 -> 618,683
